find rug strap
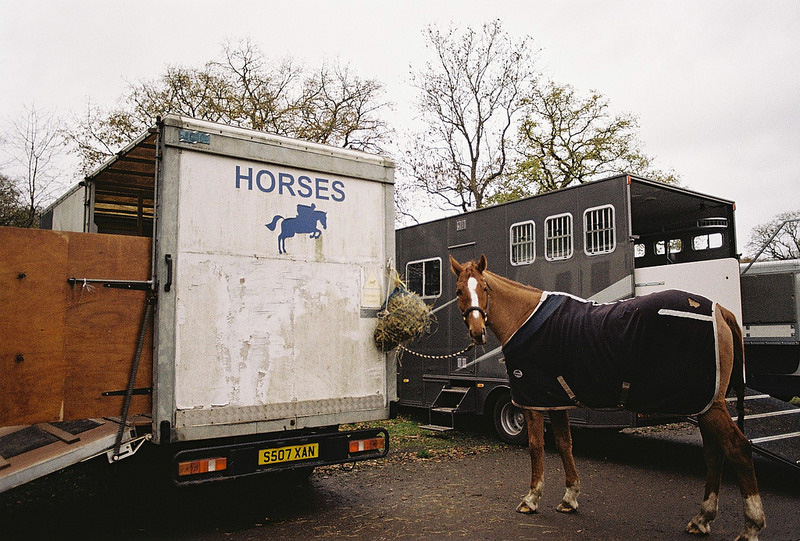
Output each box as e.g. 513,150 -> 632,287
556,376 -> 584,407
617,381 -> 631,408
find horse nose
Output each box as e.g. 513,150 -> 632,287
470,327 -> 487,345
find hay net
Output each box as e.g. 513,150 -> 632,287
373,271 -> 432,352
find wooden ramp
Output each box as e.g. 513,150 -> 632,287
0,419 -> 143,493
727,389 -> 800,472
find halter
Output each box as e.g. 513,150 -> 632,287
461,286 -> 490,328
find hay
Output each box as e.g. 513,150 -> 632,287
374,280 -> 432,352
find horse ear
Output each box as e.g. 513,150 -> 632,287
449,255 -> 463,276
477,254 -> 487,273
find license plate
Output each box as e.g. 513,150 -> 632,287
258,443 -> 319,465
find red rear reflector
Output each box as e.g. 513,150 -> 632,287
177,457 -> 228,477
349,437 -> 384,454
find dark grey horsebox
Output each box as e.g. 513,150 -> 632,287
395,174 -> 743,444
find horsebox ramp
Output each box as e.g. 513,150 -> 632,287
0,419 -> 141,493
726,389 -> 800,472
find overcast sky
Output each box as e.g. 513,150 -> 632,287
1,0 -> 798,250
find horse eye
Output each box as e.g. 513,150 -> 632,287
456,289 -> 462,296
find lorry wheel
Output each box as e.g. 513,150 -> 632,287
492,392 -> 528,446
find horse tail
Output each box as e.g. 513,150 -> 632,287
265,215 -> 283,231
721,305 -> 747,430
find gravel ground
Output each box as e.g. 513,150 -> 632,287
2,421 -> 798,540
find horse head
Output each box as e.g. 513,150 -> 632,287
450,254 -> 490,345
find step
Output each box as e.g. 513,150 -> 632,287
442,386 -> 471,393
431,407 -> 458,414
419,424 -> 454,433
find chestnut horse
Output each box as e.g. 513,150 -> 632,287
450,254 -> 765,540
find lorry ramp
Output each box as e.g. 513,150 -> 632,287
0,419 -> 139,494
727,389 -> 800,472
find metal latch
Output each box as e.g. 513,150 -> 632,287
106,432 -> 151,463
68,277 -> 154,291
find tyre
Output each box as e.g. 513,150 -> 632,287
492,391 -> 528,446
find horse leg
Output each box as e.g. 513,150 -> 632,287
517,409 -> 545,513
690,402 -> 764,540
686,417 -> 725,535
549,409 -> 580,512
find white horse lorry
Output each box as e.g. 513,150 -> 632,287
396,174 -> 800,471
0,115 -> 397,493
740,259 -> 800,400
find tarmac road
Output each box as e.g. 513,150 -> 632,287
2,423 -> 798,540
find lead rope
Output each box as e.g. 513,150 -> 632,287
397,342 -> 475,359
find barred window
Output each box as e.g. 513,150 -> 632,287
406,258 -> 441,299
510,221 -> 536,265
544,213 -> 573,261
583,205 -> 616,255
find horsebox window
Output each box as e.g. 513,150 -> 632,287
583,205 -> 615,255
655,239 -> 683,255
405,258 -> 441,299
544,213 -> 573,261
693,232 -> 723,251
510,220 -> 536,265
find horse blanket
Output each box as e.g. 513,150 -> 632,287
502,290 -> 720,415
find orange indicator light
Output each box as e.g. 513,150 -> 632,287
177,457 -> 228,476
349,437 -> 384,454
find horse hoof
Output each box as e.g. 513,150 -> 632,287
685,519 -> 711,536
557,502 -> 578,513
516,501 -> 537,514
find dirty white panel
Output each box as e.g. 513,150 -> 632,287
49,185 -> 85,232
171,150 -> 388,415
634,258 -> 742,322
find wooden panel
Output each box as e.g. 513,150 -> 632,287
0,228 -> 69,425
63,233 -> 152,420
0,228 -> 153,426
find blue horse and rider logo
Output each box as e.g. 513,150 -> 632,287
266,203 -> 328,254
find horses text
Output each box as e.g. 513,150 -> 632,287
235,166 -> 346,202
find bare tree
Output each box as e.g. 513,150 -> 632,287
219,38 -> 302,134
1,106 -> 66,226
404,20 -> 538,214
296,61 -> 390,154
746,210 -> 800,260
68,39 -> 392,174
68,100 -> 142,175
506,82 -> 678,200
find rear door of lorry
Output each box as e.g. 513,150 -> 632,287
153,116 -> 395,445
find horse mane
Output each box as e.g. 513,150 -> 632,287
484,270 -> 543,294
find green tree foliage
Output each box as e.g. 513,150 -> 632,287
746,210 -> 800,260
403,20 -> 537,214
0,172 -> 32,227
68,39 -> 391,174
492,82 -> 678,203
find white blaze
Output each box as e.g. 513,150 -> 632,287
467,277 -> 481,322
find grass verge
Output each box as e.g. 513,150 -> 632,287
343,411 -> 510,461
